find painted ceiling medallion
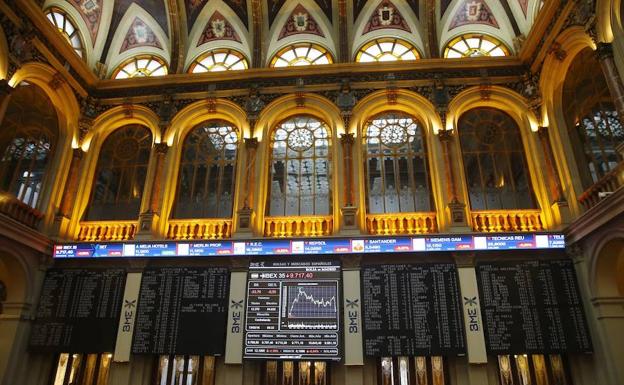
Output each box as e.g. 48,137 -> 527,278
449,0 -> 499,30
120,17 -> 162,53
198,11 -> 241,45
363,1 -> 411,34
278,4 -> 324,40
68,0 -> 102,43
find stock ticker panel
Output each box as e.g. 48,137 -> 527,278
244,260 -> 341,360
361,263 -> 466,356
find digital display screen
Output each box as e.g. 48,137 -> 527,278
29,268 -> 126,353
244,261 -> 341,360
477,259 -> 592,354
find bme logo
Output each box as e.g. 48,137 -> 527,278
230,299 -> 243,333
122,300 -> 136,332
463,296 -> 480,332
346,299 -> 359,333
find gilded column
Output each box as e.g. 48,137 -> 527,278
596,43 -> 624,125
0,79 -> 14,125
537,127 -> 565,203
53,148 -> 84,238
340,133 -> 358,232
439,130 -> 469,229
235,138 -> 258,236
137,143 -> 169,237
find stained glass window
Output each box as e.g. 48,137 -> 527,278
364,113 -> 433,213
356,38 -> 420,63
173,121 -> 238,218
444,34 -> 509,58
112,56 -> 168,79
189,49 -> 248,73
84,125 -> 153,220
270,43 -> 333,67
268,116 -> 331,216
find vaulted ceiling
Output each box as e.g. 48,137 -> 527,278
42,0 -> 544,77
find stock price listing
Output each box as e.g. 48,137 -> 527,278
244,261 -> 341,360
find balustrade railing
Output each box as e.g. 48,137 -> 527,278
77,221 -> 137,241
579,162 -> 624,210
366,212 -> 438,235
166,219 -> 233,240
0,192 -> 44,229
264,216 -> 333,237
471,210 -> 544,232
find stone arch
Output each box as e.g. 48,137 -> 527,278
447,85 -> 554,228
253,94 -> 343,234
350,89 -> 448,229
158,99 -> 249,234
7,62 -> 80,230
69,105 -> 160,236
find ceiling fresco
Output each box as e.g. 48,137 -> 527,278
41,0 -> 545,74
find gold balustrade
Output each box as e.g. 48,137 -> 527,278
77,221 -> 137,241
366,212 -> 438,235
0,192 -> 44,229
166,219 -> 233,240
578,161 -> 624,210
264,216 -> 333,237
471,210 -> 544,232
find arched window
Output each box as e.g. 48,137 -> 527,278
355,38 -> 420,63
268,116 -> 331,216
0,83 -> 58,208
269,43 -> 333,67
443,34 -> 509,58
84,125 -> 153,221
45,7 -> 85,58
173,121 -> 239,218
112,56 -> 168,79
563,48 -> 623,189
364,113 -> 433,213
189,49 -> 248,73
459,108 -> 536,210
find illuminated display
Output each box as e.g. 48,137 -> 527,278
53,233 -> 565,258
244,261 -> 341,360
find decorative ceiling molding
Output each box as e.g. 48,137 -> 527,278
120,17 -> 163,53
449,0 -> 499,30
406,0 -> 420,19
268,0 -> 287,26
278,4 -> 325,39
224,0 -> 250,29
311,0 -> 332,22
441,0 -> 452,16
185,0 -> 209,31
66,0 -> 102,44
199,11 -> 242,44
518,0 -> 528,17
363,1 -> 411,34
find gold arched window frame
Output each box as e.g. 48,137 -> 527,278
355,38 -> 420,63
45,7 -> 85,59
443,34 -> 510,58
188,49 -> 249,73
112,55 -> 168,79
269,43 -> 334,68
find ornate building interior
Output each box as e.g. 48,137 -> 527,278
0,0 -> 623,385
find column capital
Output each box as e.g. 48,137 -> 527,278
71,147 -> 85,160
154,142 -> 169,154
452,252 -> 476,268
596,42 -> 614,61
339,132 -> 355,145
0,79 -> 14,97
244,137 -> 259,150
438,129 -> 455,142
